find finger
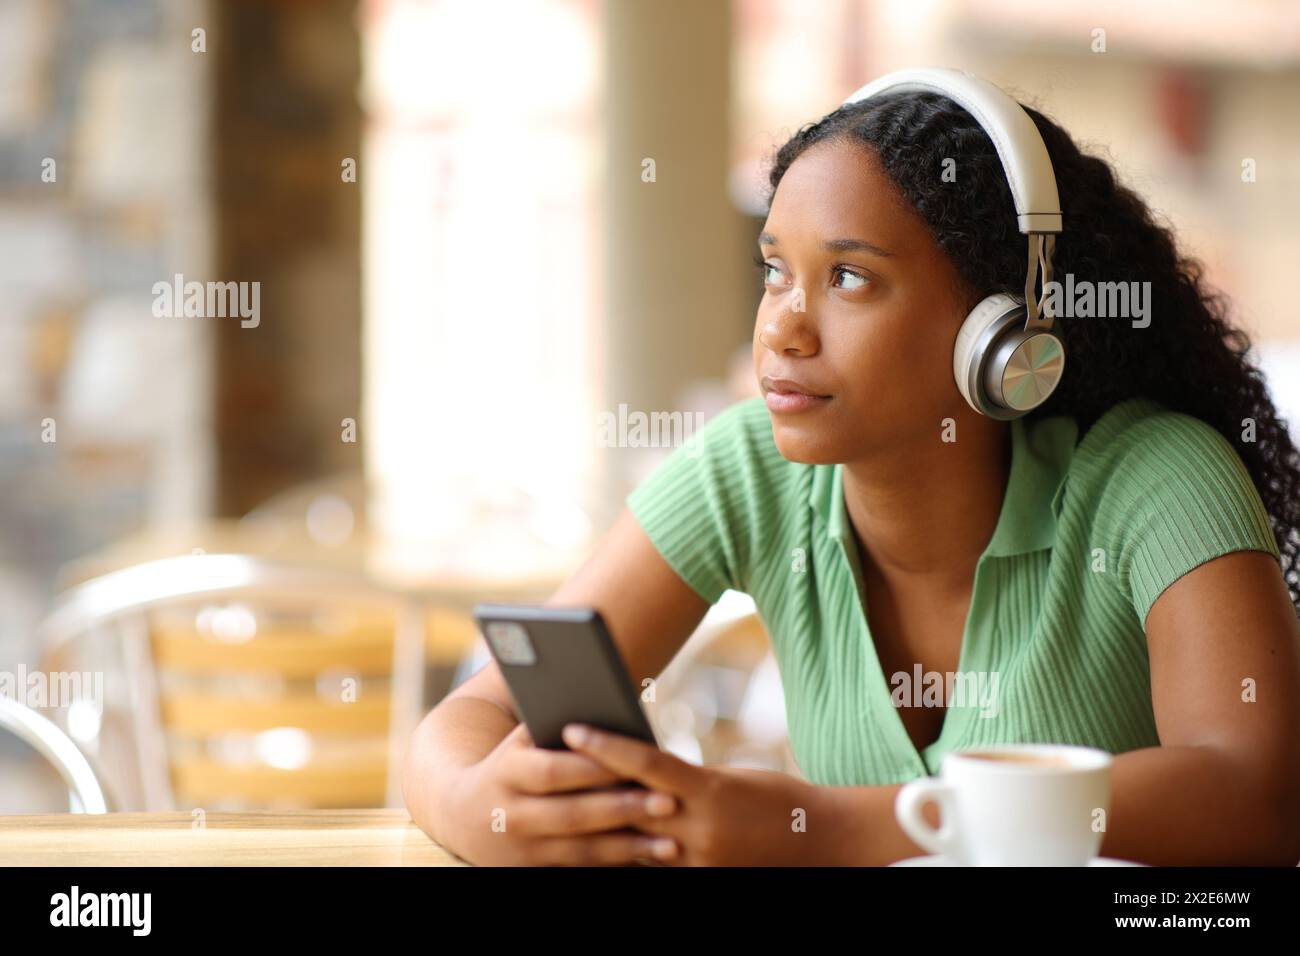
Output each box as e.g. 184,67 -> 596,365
561,724 -> 697,795
502,721 -> 533,747
512,787 -> 679,837
532,829 -> 680,866
499,720 -> 624,792
610,813 -> 685,840
501,745 -> 629,794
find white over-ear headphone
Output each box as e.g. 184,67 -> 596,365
842,68 -> 1065,420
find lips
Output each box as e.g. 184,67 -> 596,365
760,376 -> 831,399
761,376 -> 832,414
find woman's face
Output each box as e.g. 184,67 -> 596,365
753,138 -> 975,464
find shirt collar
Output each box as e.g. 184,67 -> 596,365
811,412 -> 1079,559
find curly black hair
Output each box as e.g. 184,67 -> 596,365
766,90 -> 1300,613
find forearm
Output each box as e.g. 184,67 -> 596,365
813,782 -> 929,865
402,694 -> 517,845
816,744 -> 1300,866
1098,744 -> 1300,866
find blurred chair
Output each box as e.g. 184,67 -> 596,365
0,694 -> 108,814
645,593 -> 794,773
238,472 -> 367,553
40,553 -> 480,811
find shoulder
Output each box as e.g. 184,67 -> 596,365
1079,397 -> 1244,469
696,396 -> 776,448
623,397 -> 800,603
627,396 -> 798,513
1067,398 -> 1279,623
1071,397 -> 1265,512
670,396 -> 793,481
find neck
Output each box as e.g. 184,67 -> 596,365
841,414 -> 1011,591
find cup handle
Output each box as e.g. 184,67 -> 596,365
895,778 -> 959,860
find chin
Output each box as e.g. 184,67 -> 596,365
769,422 -> 839,465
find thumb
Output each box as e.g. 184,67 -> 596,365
505,720 -> 534,747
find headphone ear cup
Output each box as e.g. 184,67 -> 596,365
953,293 -> 1024,417
989,326 -> 1066,414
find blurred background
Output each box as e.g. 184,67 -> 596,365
2,0 -> 1298,814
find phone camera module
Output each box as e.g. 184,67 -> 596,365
485,621 -> 536,665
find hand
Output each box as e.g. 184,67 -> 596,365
437,722 -> 683,866
561,723 -> 839,865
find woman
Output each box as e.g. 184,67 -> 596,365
403,76 -> 1300,866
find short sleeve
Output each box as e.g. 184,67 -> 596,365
1102,411 -> 1280,625
625,398 -> 774,605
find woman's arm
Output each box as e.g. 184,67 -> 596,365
564,549 -> 1300,866
819,549 -> 1300,866
1103,548 -> 1300,865
402,506 -> 712,861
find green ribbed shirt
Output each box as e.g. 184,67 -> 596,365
626,396 -> 1281,786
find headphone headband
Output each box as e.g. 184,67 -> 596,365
843,67 -> 1062,330
842,68 -> 1062,236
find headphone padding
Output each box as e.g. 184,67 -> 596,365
952,292 -> 1024,412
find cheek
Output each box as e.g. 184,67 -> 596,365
826,310 -> 958,411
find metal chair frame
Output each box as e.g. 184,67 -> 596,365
40,553 -> 433,810
0,694 -> 109,814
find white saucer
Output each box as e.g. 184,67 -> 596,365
890,855 -> 1145,867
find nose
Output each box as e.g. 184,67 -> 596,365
758,292 -> 817,356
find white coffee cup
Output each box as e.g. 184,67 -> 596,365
894,744 -> 1112,866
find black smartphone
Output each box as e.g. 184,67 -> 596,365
471,603 -> 659,751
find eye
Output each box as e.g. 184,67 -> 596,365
753,255 -> 788,286
833,267 -> 870,291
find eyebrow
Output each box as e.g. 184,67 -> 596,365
758,232 -> 893,258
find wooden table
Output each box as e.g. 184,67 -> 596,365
0,809 -> 469,866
